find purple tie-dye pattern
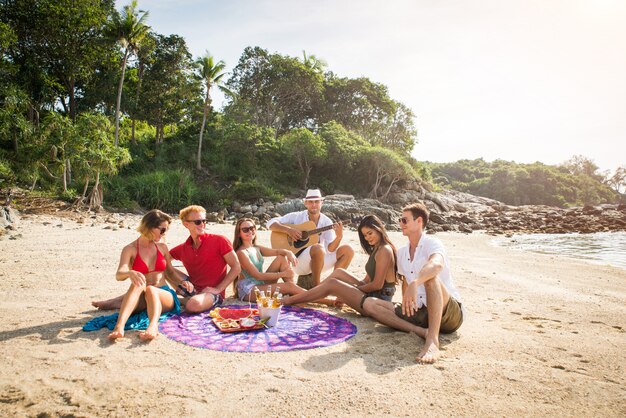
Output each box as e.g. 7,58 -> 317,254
159,305 -> 357,352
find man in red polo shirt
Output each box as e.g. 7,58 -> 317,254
92,205 -> 241,314
172,205 -> 241,312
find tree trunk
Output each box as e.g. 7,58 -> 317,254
197,88 -> 211,170
88,170 -> 102,210
67,159 -> 72,186
303,163 -> 311,190
381,176 -> 400,202
62,161 -> 68,193
68,78 -> 76,121
131,62 -> 146,145
114,48 -> 130,146
82,177 -> 90,198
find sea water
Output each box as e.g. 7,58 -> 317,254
492,231 -> 626,270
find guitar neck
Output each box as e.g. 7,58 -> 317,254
308,223 -> 336,235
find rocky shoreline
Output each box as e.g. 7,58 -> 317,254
2,187 -> 625,237
225,187 -> 626,235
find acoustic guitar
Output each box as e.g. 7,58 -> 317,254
270,221 -> 340,254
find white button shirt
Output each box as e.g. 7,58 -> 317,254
397,233 -> 461,309
266,210 -> 336,249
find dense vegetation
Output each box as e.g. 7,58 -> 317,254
1,1 -> 623,211
0,1 -> 424,212
429,157 -> 624,207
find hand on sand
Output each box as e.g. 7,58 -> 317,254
108,330 -> 124,341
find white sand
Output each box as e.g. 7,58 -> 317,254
0,213 -> 624,416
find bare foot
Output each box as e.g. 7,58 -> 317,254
416,339 -> 441,364
108,329 -> 124,341
92,299 -> 117,310
139,328 -> 158,341
333,298 -> 345,308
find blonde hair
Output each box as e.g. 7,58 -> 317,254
179,205 -> 206,221
136,209 -> 171,239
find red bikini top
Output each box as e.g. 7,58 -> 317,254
131,240 -> 166,274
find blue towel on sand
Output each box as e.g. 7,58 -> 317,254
83,286 -> 181,332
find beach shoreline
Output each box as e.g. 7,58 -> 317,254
1,213 -> 624,417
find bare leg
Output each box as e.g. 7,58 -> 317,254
334,244 -> 354,270
266,255 -> 296,283
92,294 -> 124,310
244,282 -> 336,306
140,286 -> 176,341
327,268 -> 361,286
362,298 -> 427,338
284,278 -> 366,313
309,244 -> 326,287
185,291 -> 219,313
108,283 -> 147,340
416,277 -> 450,364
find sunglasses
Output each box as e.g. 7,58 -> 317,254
156,227 -> 167,234
241,225 -> 256,233
187,219 -> 208,225
399,217 -> 413,225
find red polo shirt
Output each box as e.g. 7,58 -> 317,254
170,233 -> 233,295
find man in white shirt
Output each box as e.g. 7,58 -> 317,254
266,189 -> 354,289
363,203 -> 463,364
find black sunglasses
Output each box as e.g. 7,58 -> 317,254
399,217 -> 413,225
241,225 -> 256,233
187,219 -> 208,225
156,227 -> 167,234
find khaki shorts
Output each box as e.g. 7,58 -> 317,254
394,297 -> 463,334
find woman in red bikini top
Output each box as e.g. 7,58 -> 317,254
108,209 -> 182,342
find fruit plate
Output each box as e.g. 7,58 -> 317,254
209,307 -> 266,333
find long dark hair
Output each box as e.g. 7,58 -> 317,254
358,215 -> 393,254
358,214 -> 398,281
233,217 -> 257,252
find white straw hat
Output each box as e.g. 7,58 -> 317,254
304,189 -> 324,201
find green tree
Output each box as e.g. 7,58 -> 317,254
280,128 -> 327,189
606,167 -> 626,194
358,147 -> 415,201
1,0 -> 114,120
226,47 -> 324,135
195,52 -> 228,170
321,75 -> 416,154
107,0 -> 150,146
138,34 -> 200,144
74,113 -> 131,208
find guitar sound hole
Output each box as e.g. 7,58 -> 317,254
294,238 -> 310,249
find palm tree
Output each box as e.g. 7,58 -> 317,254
301,50 -> 327,74
108,0 -> 150,146
195,52 -> 230,170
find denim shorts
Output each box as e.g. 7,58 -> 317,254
359,286 -> 396,309
237,278 -> 263,301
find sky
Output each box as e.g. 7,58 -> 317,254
123,0 -> 625,173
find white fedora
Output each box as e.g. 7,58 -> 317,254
304,189 -> 324,201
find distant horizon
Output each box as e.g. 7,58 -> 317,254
123,0 -> 626,173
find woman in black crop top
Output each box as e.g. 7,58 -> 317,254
283,215 -> 398,315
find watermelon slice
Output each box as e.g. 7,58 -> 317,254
211,308 -> 258,320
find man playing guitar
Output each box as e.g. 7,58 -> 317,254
266,189 -> 354,289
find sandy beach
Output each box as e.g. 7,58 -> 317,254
0,212 -> 624,417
